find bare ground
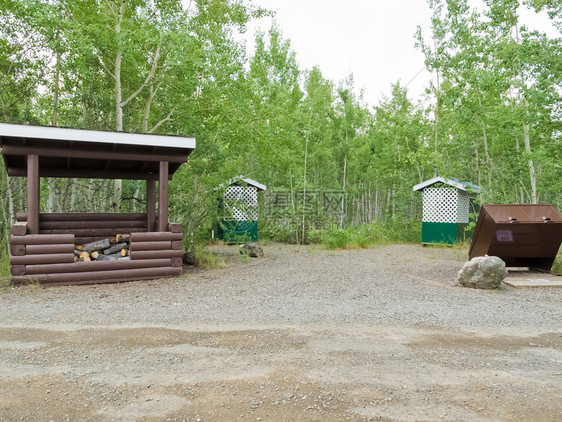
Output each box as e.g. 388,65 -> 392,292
0,243 -> 560,422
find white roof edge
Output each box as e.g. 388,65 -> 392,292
214,175 -> 267,191
241,177 -> 267,191
0,123 -> 195,150
413,176 -> 483,192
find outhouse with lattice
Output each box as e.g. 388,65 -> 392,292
215,176 -> 266,243
413,177 -> 483,245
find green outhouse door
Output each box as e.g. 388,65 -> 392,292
215,176 -> 267,243
413,177 -> 482,245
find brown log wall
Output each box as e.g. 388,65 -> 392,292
16,213 -> 150,245
10,215 -> 183,286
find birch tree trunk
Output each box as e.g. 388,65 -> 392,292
433,57 -> 440,178
7,177 -> 14,226
47,50 -> 62,213
476,94 -> 492,190
513,25 -> 538,203
522,117 -> 537,203
340,101 -> 348,228
113,0 -> 125,211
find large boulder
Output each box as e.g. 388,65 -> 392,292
458,255 -> 507,289
239,243 -> 264,258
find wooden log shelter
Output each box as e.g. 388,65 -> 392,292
0,123 -> 195,286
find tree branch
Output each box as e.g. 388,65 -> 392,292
149,106 -> 175,133
119,42 -> 161,108
99,58 -> 117,80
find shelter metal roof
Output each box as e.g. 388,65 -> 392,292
413,176 -> 483,193
0,123 -> 195,180
215,175 -> 267,192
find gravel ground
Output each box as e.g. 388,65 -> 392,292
0,243 -> 560,421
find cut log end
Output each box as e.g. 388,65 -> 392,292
116,234 -> 130,243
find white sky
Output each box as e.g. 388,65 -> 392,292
246,0 -> 559,107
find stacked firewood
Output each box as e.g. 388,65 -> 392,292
75,234 -> 130,262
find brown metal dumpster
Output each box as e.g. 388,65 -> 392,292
469,204 -> 562,271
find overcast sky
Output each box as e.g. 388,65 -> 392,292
246,0 -> 558,107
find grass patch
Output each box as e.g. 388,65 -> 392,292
451,243 -> 470,262
194,247 -> 227,269
317,219 -> 422,250
0,252 -> 12,290
552,246 -> 562,275
0,252 -> 9,277
0,276 -> 12,291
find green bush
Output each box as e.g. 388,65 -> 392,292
319,219 -> 422,250
382,216 -> 422,243
194,246 -> 226,269
322,228 -> 351,249
305,229 -> 324,244
552,247 -> 562,275
0,252 -> 9,278
259,216 -> 423,249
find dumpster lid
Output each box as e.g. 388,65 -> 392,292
469,204 -> 562,271
483,204 -> 562,223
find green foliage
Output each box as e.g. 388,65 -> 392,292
552,247 -> 562,274
194,246 -> 226,269
0,251 -> 10,278
318,219 -> 422,250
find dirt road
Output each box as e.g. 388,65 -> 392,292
0,244 -> 560,421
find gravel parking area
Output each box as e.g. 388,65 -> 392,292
0,243 -> 560,421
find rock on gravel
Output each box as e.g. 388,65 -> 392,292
239,243 -> 264,258
458,255 -> 507,289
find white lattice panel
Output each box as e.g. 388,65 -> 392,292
223,186 -> 258,221
456,190 -> 470,223
422,187 -> 459,223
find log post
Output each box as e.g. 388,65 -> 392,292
158,161 -> 168,232
27,154 -> 40,234
146,179 -> 156,232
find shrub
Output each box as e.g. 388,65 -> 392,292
319,219 -> 422,250
552,247 -> 562,274
322,228 -> 351,249
0,252 -> 9,277
194,247 -> 226,269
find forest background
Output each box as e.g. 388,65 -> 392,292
0,0 -> 560,268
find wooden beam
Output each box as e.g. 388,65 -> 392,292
10,234 -> 74,245
27,154 -> 39,234
129,240 -> 171,251
129,249 -> 183,260
130,232 -> 182,242
12,266 -> 181,285
17,212 -> 147,221
8,167 -> 160,180
10,253 -> 74,265
158,161 -> 168,232
140,146 -> 158,173
2,144 -> 188,163
25,258 -> 172,275
147,180 -> 156,232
